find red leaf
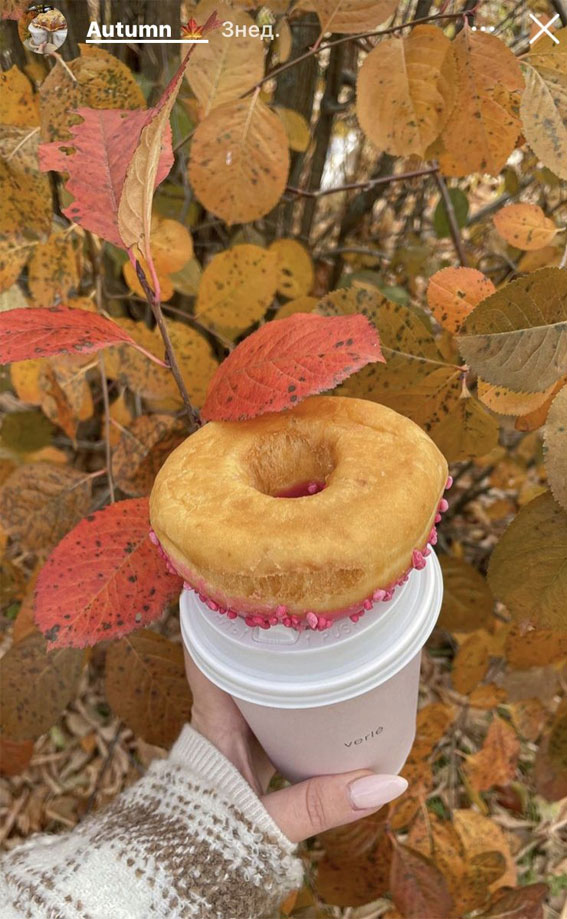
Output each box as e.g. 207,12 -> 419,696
35,498 -> 182,649
39,107 -> 173,249
0,307 -> 137,364
202,313 -> 385,421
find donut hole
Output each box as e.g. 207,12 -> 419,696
246,431 -> 335,498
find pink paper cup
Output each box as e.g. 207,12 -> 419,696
180,550 -> 443,783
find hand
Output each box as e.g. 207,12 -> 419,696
184,649 -> 408,844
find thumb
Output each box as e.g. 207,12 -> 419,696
261,770 -> 408,844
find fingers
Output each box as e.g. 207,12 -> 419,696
261,770 -> 408,844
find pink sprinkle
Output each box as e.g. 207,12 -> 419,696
307,482 -> 318,494
306,612 -> 318,629
422,546 -> 431,557
227,611 -> 238,620
269,616 -> 278,625
198,593 -> 206,602
435,512 -> 442,523
439,498 -> 449,513
206,599 -> 218,611
429,527 -> 438,545
383,590 -> 394,602
149,529 -> 159,546
283,618 -> 292,627
252,616 -> 265,626
217,607 -> 227,615
275,605 -> 287,618
412,549 -> 426,570
259,621 -> 270,630
350,613 -> 360,622
446,475 -> 453,489
317,619 -> 327,630
290,615 -> 299,626
373,589 -> 386,602
183,581 -> 192,590
363,599 -> 372,610
245,616 -> 256,627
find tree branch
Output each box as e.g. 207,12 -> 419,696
134,260 -> 201,432
287,164 -> 439,199
433,170 -> 468,266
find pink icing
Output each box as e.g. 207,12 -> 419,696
152,482 -> 451,632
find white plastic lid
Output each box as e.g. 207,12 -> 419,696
179,550 -> 443,708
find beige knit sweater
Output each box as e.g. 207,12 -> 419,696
0,724 -> 305,918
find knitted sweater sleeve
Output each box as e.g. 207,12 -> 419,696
0,724 -> 305,919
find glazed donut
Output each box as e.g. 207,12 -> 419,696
149,396 -> 450,631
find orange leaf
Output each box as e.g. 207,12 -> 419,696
494,203 -> 557,251
427,267 -> 495,334
464,716 -> 520,792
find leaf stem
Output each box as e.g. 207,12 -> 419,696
133,257 -> 201,432
433,169 -> 468,267
98,353 -> 116,504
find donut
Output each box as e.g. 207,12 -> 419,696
149,395 -> 450,631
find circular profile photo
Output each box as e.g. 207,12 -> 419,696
19,4 -> 68,54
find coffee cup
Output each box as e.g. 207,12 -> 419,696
180,550 -> 443,783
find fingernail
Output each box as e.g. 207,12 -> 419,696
348,774 -> 408,810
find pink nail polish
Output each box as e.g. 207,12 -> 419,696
348,774 -> 408,810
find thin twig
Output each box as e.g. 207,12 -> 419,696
287,165 -> 439,199
134,259 -> 201,432
433,169 -> 467,266
98,354 -> 115,503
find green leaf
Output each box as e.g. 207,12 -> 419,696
433,188 -> 469,238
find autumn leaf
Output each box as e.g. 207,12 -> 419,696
430,26 -> 524,177
505,626 -> 567,669
534,699 -> 567,800
452,809 -> 517,892
410,702 -> 456,760
0,124 -> 52,254
312,0 -> 397,35
431,387 -> 499,462
201,312 -> 384,421
34,497 -> 183,648
390,841 -> 453,919
406,810 -> 466,912
11,354 -> 94,441
105,630 -> 192,748
488,491 -> 567,630
188,96 -> 290,225
0,631 -> 83,740
27,230 -> 81,306
317,826 -> 392,907
195,244 -> 279,340
0,463 -> 92,555
493,204 -> 558,251
0,735 -> 34,776
111,415 -> 186,497
426,267 -> 495,335
520,28 -> 567,181
39,45 -> 145,142
277,296 -> 318,319
451,631 -> 490,694
475,883 -> 548,919
477,378 -> 561,417
356,26 -> 455,158
269,239 -> 314,298
438,556 -> 494,632
464,716 -> 521,792
458,268 -> 567,392
275,107 -> 311,152
0,66 -> 39,127
39,107 -> 172,250
543,383 -> 567,512
185,1 -> 264,116
0,306 -> 151,364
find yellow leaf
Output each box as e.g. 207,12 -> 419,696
464,716 -> 520,792
459,268 -> 567,393
188,97 -> 289,225
410,702 -> 456,760
269,238 -> 314,297
508,698 -> 547,741
0,66 -> 39,127
39,45 -> 145,142
477,378 -> 559,416
452,631 -> 490,694
0,240 -> 34,294
195,244 -> 278,339
505,625 -> 567,669
27,231 -> 81,306
438,556 -> 494,633
274,106 -> 311,152
312,0 -> 397,34
0,127 -> 52,249
149,214 -> 193,274
488,491 -> 567,631
493,203 -> 558,251
356,26 -> 455,157
276,295 -> 318,318
468,684 -> 508,709
185,1 -> 264,116
518,245 -> 561,272
111,415 -> 186,497
274,18 -> 292,62
544,383 -> 567,511
122,257 -> 174,302
108,391 -> 133,446
427,267 -> 495,335
520,28 -> 567,180
452,810 -> 516,893
432,27 -> 524,177
431,390 -> 499,463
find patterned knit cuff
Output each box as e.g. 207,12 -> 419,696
169,723 -> 300,856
